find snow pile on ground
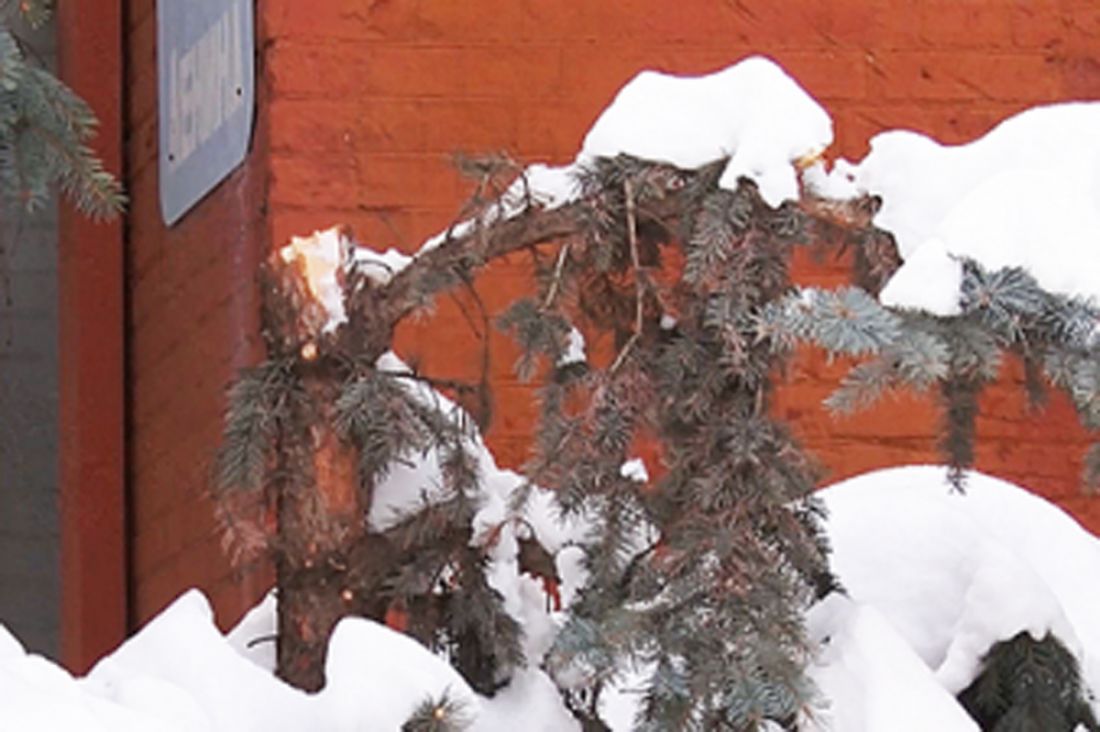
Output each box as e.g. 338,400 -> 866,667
804,594 -> 979,732
810,104 -> 1100,314
3,467 -> 1100,731
1,589 -> 575,731
808,465 -> 1100,730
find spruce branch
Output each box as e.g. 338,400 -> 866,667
543,241 -> 572,310
402,689 -> 475,732
0,31 -> 124,218
609,177 -> 645,374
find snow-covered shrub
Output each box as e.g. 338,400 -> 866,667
200,54 -> 1100,730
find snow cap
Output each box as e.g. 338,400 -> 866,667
581,55 -> 833,207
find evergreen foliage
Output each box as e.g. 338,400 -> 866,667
506,158 -> 838,730
958,632 -> 1100,732
217,356 -> 524,694
217,138 -> 1100,724
763,257 -> 1100,489
402,690 -> 475,732
0,1 -> 124,218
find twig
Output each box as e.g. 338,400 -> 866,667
609,178 -> 645,374
246,633 -> 279,648
381,369 -> 480,396
542,242 -> 572,309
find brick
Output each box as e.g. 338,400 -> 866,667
772,50 -> 870,102
271,206 -> 418,253
812,439 -> 941,485
862,1 -> 923,50
461,44 -> 566,100
1061,55 -> 1100,98
871,52 -> 988,101
419,97 -> 520,153
871,51 -> 1061,103
516,102 -> 593,161
414,2 -> 524,43
263,3 -> 403,42
269,41 -> 469,101
269,151 -> 467,211
1010,0 -> 1066,49
265,1 -> 524,44
268,153 -> 362,207
516,2 -> 757,45
955,52 -> 1062,102
558,44 -> 665,113
271,98 -> 433,154
918,1 -> 1013,48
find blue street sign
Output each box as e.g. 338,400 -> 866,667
157,0 -> 255,226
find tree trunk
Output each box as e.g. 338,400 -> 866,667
261,231 -> 367,691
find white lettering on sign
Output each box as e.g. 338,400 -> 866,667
166,2 -> 245,167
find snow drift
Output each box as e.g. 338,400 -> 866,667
4,467 -> 1100,731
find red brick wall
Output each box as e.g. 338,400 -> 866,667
124,0 -> 1100,629
124,0 -> 271,628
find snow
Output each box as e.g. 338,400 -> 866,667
804,594 -> 979,732
877,237 -> 964,314
84,590 -> 313,731
500,163 -> 580,217
0,588 -> 574,731
4,466 -> 1100,731
12,57 -> 1100,732
354,56 -> 832,283
582,56 -> 832,208
812,465 -> 1100,728
225,590 -> 276,672
322,616 -> 480,729
818,103 -> 1100,314
278,227 -> 349,333
347,61 -> 1100,325
618,458 -> 649,483
352,245 -> 412,286
559,326 -> 587,367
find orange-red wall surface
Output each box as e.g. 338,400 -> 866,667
120,0 -> 1100,644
